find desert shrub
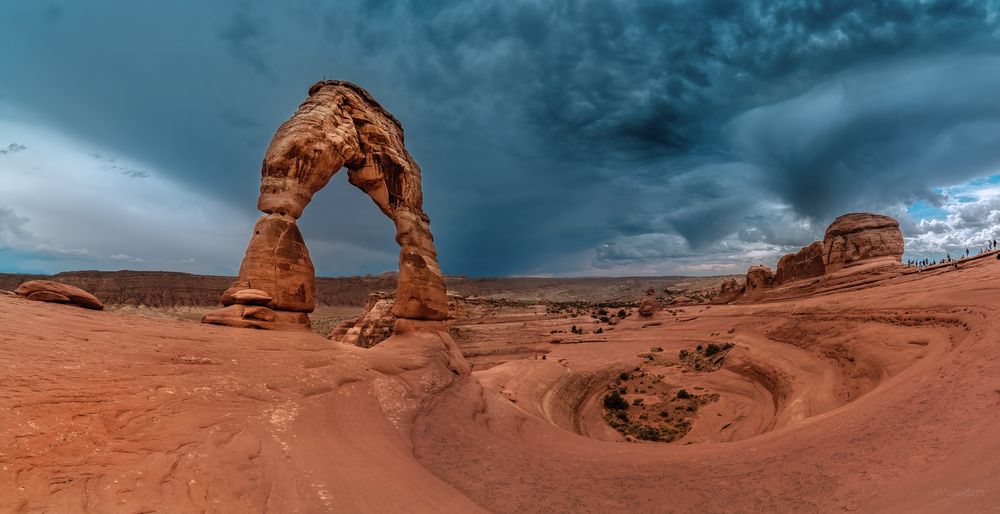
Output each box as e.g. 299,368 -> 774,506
616,411 -> 629,422
659,411 -> 670,417
678,349 -> 690,359
618,386 -> 627,394
676,389 -> 692,400
635,426 -> 661,441
632,398 -> 644,406
595,327 -> 604,334
650,346 -> 663,353
604,391 -> 629,410
704,343 -> 724,357
619,371 -> 631,381
617,309 -> 627,318
597,308 -> 609,316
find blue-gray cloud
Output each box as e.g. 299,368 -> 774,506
1,0 -> 999,276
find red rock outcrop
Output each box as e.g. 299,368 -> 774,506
714,278 -> 743,304
738,213 -> 904,299
203,80 -> 449,329
774,241 -> 826,284
14,280 -> 104,310
744,265 -> 775,296
638,288 -> 659,317
822,213 -> 904,272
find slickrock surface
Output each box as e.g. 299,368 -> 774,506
3,248 -> 999,512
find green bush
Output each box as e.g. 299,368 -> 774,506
603,391 -> 629,410
676,389 -> 692,400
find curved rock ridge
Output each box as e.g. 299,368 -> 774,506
204,80 -> 448,329
14,280 -> 104,310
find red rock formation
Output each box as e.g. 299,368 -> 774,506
204,80 -> 449,329
714,278 -> 743,304
14,280 -> 104,310
822,213 -> 904,272
744,265 -> 775,296
774,241 -> 826,284
738,213 -> 904,299
638,288 -> 659,317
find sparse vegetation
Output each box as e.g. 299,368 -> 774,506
603,390 -> 629,410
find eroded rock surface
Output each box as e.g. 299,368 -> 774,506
15,280 -> 104,310
204,80 -> 448,329
744,265 -> 775,296
775,241 -> 826,284
822,213 -> 904,272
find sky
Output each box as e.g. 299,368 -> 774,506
1,0 -> 1000,277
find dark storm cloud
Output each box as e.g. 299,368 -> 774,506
1,0 -> 999,275
0,143 -> 26,155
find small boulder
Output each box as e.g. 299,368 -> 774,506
15,280 -> 104,310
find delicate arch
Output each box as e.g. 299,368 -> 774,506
203,81 -> 448,329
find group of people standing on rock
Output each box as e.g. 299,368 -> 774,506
906,238 -> 999,269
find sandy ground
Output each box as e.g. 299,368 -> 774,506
2,255 -> 999,512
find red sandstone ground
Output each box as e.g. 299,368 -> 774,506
2,256 -> 999,512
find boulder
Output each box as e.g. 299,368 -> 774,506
332,293 -> 396,348
15,280 -> 104,310
822,213 -> 904,272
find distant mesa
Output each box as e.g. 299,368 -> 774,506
14,280 -> 104,310
724,213 -> 904,301
203,80 -> 448,330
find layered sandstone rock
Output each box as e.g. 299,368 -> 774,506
332,293 -> 396,348
744,265 -> 775,295
775,241 -> 826,284
822,213 -> 904,272
15,280 -> 104,310
737,213 -> 904,300
333,292 -> 469,348
204,80 -> 449,329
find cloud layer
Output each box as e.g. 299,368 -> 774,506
1,1 -> 999,276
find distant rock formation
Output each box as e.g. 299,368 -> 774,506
204,80 -> 448,329
331,293 -> 396,348
724,213 -> 904,302
332,292 -> 469,348
714,278 -> 743,304
743,265 -> 775,295
638,288 -> 659,317
822,213 -> 904,273
15,280 -> 104,310
774,241 -> 825,285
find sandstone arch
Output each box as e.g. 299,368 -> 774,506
203,81 -> 448,329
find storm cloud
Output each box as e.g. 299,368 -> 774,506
1,1 -> 999,275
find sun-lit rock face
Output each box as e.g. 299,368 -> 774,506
203,80 -> 448,329
822,213 -> 904,272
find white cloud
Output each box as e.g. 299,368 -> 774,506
0,109 -> 256,274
